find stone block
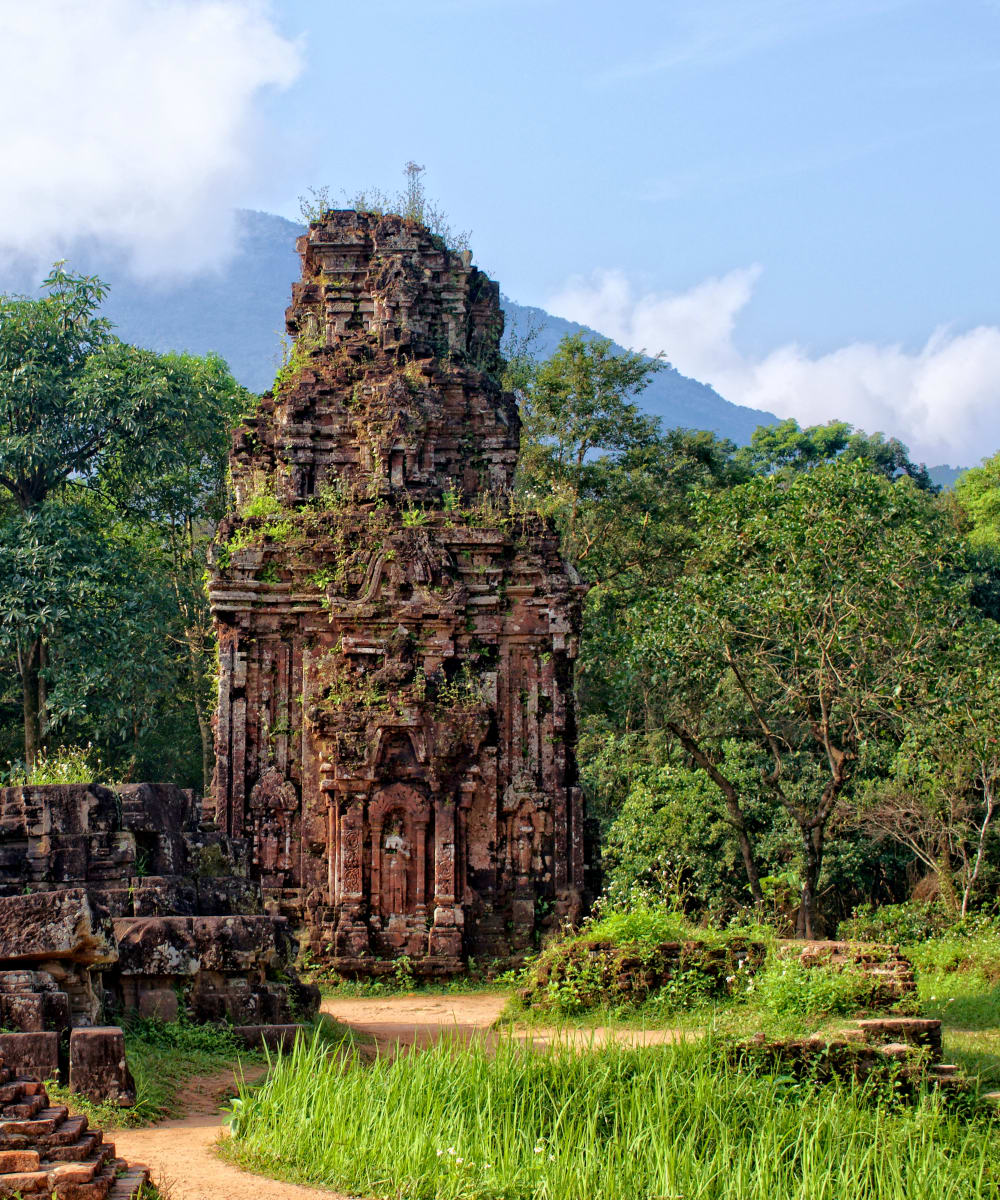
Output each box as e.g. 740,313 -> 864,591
69,1028 -> 136,1107
0,1149 -> 40,1172
136,988 -> 178,1022
40,991 -> 72,1035
0,1033 -> 59,1082
0,890 -> 116,967
0,994 -> 45,1032
229,1024 -> 303,1052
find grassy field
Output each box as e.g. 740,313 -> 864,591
225,1029 -> 1000,1200
910,930 -> 1000,1088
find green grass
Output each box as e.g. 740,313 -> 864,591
903,933 -> 1000,1088
48,1018 -> 263,1128
225,1029 -> 1000,1200
306,956 -> 516,999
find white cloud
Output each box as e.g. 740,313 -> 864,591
0,0 -> 301,277
547,268 -> 1000,466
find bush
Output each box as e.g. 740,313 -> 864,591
580,898 -> 716,950
516,901 -> 766,1017
747,957 -> 878,1018
4,743 -> 102,786
838,902 -> 950,944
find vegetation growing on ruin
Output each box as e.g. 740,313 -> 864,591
47,1018 -> 262,1128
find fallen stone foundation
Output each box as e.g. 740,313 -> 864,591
734,1017 -> 963,1096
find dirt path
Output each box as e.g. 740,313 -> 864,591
321,991 -> 689,1054
112,1066 -> 350,1200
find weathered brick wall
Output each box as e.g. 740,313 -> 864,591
209,211 -> 588,971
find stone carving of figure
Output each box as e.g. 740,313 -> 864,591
516,820 -> 534,877
259,820 -> 280,872
383,823 -> 411,915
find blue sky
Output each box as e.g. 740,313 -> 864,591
254,0 -> 1000,354
2,0 -> 999,461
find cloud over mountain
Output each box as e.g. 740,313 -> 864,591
549,267 -> 1000,466
0,1 -> 301,277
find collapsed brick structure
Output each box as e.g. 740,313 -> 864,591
0,782 -> 317,1040
735,1017 -> 965,1096
209,210 -> 588,972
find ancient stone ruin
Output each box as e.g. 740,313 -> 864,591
0,1046 -> 148,1200
0,780 -> 318,1099
209,210 -> 589,973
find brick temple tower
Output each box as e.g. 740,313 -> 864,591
208,211 -> 587,973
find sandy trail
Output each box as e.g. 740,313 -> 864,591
321,992 -> 688,1054
112,1065 -> 350,1200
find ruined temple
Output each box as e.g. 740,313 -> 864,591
208,211 -> 588,972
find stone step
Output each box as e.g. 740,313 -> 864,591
46,1132 -> 101,1162
981,1090 -> 1000,1104
3,1093 -> 46,1120
42,1146 -> 114,1187
0,1105 -> 69,1137
0,1166 -> 51,1194
45,1165 -> 118,1200
0,1147 -> 40,1172
928,1064 -> 960,1077
877,1042 -> 914,1059
106,1163 -> 151,1200
45,1114 -> 91,1147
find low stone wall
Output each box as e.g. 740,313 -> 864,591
732,1017 -> 961,1095
106,915 -> 318,1025
789,940 -> 916,1005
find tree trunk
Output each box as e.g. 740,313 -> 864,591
936,841 -> 960,915
20,638 -> 42,768
666,722 -> 765,904
795,822 -> 824,939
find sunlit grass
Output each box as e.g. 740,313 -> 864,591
225,1029 -> 1000,1200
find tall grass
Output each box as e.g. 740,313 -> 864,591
226,1031 -> 1000,1199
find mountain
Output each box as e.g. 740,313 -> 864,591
500,297 -> 778,445
0,210 -> 968,472
0,210 -> 303,395
926,464 -> 966,490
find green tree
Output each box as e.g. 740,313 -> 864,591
514,332 -> 666,557
739,418 -> 936,490
635,461 -> 967,934
122,353 -> 251,789
851,623 -> 1000,915
0,267 -> 246,767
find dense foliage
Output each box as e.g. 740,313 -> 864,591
511,335 -> 1000,935
3,267 -> 1000,938
0,268 -> 250,786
